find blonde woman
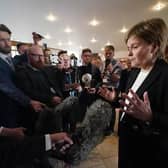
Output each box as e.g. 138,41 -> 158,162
99,18 -> 168,168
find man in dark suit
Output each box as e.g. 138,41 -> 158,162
0,24 -> 45,128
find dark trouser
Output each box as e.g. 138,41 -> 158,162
56,96 -> 79,133
78,90 -> 98,122
18,107 -> 39,135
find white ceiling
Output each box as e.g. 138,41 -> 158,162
0,0 -> 168,56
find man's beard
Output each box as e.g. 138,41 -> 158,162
0,46 -> 11,54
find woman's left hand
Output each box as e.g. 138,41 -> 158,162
120,89 -> 152,121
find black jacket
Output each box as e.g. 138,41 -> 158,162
78,63 -> 102,88
119,58 -> 168,168
0,58 -> 30,128
15,65 -> 63,106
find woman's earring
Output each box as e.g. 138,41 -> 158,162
149,53 -> 156,64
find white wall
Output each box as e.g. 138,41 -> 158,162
115,50 -> 128,59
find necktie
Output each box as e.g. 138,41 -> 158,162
65,71 -> 75,96
6,56 -> 15,70
67,72 -> 72,84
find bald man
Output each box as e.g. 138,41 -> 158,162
15,45 -> 79,133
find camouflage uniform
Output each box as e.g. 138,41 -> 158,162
75,99 -> 112,162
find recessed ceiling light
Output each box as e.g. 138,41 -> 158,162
79,45 -> 83,49
44,33 -> 51,39
101,47 -> 104,51
58,41 -> 63,46
120,26 -> 128,33
46,13 -> 57,22
64,27 -> 72,33
106,41 -> 111,45
89,19 -> 100,26
152,2 -> 167,11
91,37 -> 97,43
67,41 -> 73,46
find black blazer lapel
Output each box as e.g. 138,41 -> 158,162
136,59 -> 162,97
125,68 -> 140,92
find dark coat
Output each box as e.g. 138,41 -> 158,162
78,63 -> 102,88
15,64 -> 63,106
0,58 -> 30,127
118,59 -> 168,168
13,53 -> 28,66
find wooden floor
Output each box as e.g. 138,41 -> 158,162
50,135 -> 118,168
77,134 -> 118,168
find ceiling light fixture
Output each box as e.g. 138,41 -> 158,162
106,41 -> 111,45
58,41 -> 63,46
67,41 -> 73,46
64,27 -> 72,33
101,47 -> 104,51
152,2 -> 167,11
89,19 -> 100,26
120,26 -> 128,33
46,13 -> 57,22
91,37 -> 97,43
44,33 -> 51,39
79,45 -> 83,49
